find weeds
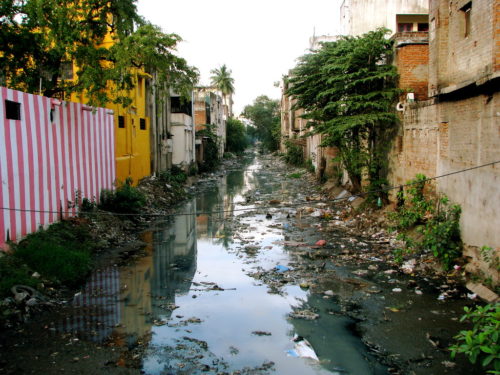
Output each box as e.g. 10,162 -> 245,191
288,172 -> 303,179
389,174 -> 462,270
99,177 -> 146,214
9,220 -> 94,289
283,140 -> 304,166
450,304 -> 500,373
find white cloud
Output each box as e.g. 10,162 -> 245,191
137,0 -> 341,115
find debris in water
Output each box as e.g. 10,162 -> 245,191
286,335 -> 319,361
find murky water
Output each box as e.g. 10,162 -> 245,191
64,154 -> 387,374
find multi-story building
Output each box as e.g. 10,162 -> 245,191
387,0 -> 500,276
193,87 -> 226,163
340,0 -> 429,36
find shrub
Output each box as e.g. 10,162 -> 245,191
389,175 -> 462,270
99,177 -> 146,214
450,304 -> 500,373
284,140 -> 304,166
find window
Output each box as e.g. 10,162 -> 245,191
140,118 -> 146,130
461,2 -> 472,37
118,115 -> 125,128
398,23 -> 413,32
5,100 -> 21,120
418,23 -> 429,32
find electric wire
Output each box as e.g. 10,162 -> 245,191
0,159 -> 498,218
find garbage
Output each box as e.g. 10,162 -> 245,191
315,239 -> 326,246
289,309 -> 319,320
324,290 -> 335,296
401,259 -> 416,274
274,265 -> 290,273
392,288 -> 402,293
252,331 -> 272,336
286,335 -> 319,361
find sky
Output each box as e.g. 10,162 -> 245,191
137,0 -> 342,115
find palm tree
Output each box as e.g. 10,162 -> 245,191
210,64 -> 235,117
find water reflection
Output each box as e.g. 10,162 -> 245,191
61,155 -> 386,374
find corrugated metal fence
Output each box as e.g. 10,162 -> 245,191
0,87 -> 115,248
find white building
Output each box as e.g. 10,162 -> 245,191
170,93 -> 196,170
340,0 -> 428,36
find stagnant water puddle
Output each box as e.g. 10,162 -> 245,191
61,154 -> 388,374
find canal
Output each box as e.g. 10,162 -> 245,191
64,152 -> 386,374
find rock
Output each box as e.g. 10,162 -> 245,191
466,282 -> 500,303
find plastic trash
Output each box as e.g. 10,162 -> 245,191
274,265 -> 290,273
315,239 -> 327,246
286,335 -> 319,361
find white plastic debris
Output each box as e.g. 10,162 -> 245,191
286,335 -> 319,361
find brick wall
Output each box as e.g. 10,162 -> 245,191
430,0 -> 496,94
395,41 -> 429,100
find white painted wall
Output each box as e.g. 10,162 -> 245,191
340,0 -> 428,36
171,113 -> 194,167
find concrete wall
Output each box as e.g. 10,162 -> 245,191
340,0 -> 428,36
171,113 -> 194,168
0,87 -> 115,248
436,92 -> 500,247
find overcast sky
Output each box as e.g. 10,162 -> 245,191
137,0 -> 342,115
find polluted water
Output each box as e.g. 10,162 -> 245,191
60,152 -> 389,374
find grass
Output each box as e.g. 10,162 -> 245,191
0,220 -> 96,297
288,172 -> 303,179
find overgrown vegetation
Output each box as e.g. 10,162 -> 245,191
286,28 -> 399,193
242,96 -> 280,152
283,139 -> 304,166
0,0 -> 198,106
197,124 -> 221,172
99,177 -> 146,214
450,304 -> 500,373
226,117 -> 250,154
2,220 -> 95,295
389,174 -> 462,270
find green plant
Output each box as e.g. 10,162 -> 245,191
450,304 -> 500,373
389,174 -> 433,230
14,239 -> 91,286
11,220 -> 95,287
197,125 -> 221,173
99,177 -> 146,214
80,197 -> 97,212
0,254 -> 39,298
388,175 -> 462,270
284,140 -> 304,166
419,203 -> 461,270
288,172 -> 303,179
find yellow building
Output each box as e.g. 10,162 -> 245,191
70,34 -> 151,186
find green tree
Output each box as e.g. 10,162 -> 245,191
286,28 -> 399,193
0,0 -> 197,106
226,117 -> 249,154
210,64 -> 235,114
242,95 -> 280,152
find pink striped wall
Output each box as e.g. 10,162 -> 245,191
0,87 -> 116,248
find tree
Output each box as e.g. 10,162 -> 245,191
226,117 -> 249,154
210,64 -> 234,115
0,0 -> 198,106
242,96 -> 280,152
286,28 -> 399,193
